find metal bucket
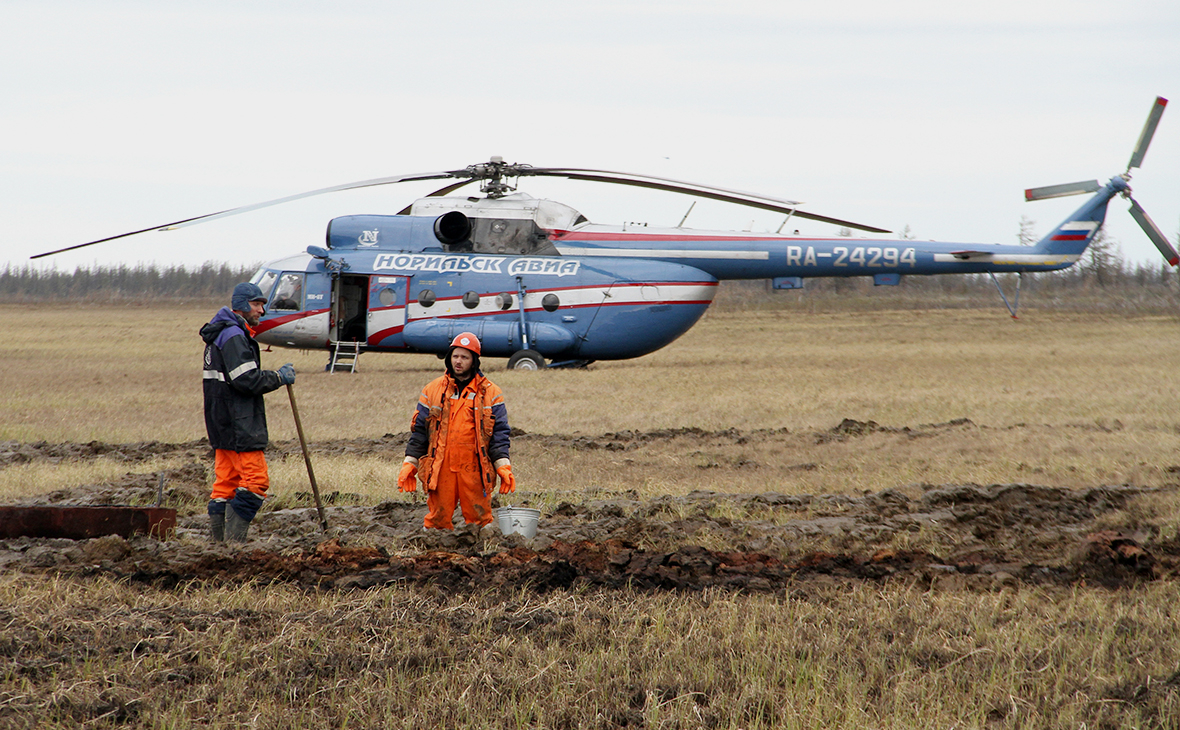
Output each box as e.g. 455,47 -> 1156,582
496,506 -> 541,538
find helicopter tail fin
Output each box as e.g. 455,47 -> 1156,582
1029,180 -> 1120,257
1025,97 -> 1176,264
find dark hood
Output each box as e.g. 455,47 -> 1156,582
200,307 -> 246,345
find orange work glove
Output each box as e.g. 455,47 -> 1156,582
496,464 -> 516,494
397,461 -> 418,493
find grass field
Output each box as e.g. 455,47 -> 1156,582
3,577 -> 1178,729
2,301 -> 1180,728
4,302 -> 1180,441
2,303 -> 1179,503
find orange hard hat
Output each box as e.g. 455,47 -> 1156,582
449,332 -> 481,355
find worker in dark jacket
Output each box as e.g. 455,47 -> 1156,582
200,282 -> 295,542
398,332 -> 514,529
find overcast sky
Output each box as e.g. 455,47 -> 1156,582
4,0 -> 1178,272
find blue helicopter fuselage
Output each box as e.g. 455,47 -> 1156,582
252,180 -> 1119,363
253,209 -> 719,362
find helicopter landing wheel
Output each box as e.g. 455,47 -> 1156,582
507,349 -> 546,371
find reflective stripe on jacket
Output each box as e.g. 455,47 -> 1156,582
200,306 -> 283,452
406,372 -> 510,496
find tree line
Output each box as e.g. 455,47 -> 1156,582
2,242 -> 1176,314
0,262 -> 258,302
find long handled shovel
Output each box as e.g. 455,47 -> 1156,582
286,384 -> 329,533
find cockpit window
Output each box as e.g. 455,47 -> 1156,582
270,273 -> 304,311
252,270 -> 279,300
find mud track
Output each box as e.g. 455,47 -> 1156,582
2,422 -> 1178,593
0,416 -> 1117,467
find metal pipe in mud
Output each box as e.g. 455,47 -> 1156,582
286,384 -> 329,533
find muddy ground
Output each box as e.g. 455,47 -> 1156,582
2,421 -> 1177,593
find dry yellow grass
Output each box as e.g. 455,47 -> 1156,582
0,456 -> 190,503
4,305 -> 1178,440
4,302 -> 1180,728
1,574 -> 1176,729
2,303 -> 1178,504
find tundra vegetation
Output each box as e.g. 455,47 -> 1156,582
1,279 -> 1179,728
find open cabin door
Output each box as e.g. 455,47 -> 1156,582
331,274 -> 370,343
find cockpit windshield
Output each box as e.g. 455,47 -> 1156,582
270,273 -> 303,311
251,269 -> 279,300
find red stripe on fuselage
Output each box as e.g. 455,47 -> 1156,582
254,308 -> 329,334
524,280 -> 718,295
417,280 -> 718,306
367,325 -> 406,345
406,299 -> 711,323
552,230 -> 799,242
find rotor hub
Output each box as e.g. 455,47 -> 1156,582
463,157 -> 535,198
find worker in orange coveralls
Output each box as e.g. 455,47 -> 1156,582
397,332 -> 515,529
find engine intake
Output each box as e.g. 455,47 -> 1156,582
433,211 -> 471,245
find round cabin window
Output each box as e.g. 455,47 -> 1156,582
497,293 -> 514,310
378,287 -> 396,306
418,289 -> 436,307
542,293 -> 560,312
462,291 -> 480,309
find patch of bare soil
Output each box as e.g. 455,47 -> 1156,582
2,424 -> 1178,593
0,439 -> 211,467
0,418 -> 976,467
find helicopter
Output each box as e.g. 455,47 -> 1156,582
34,97 -> 1175,371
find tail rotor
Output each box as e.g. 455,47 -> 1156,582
1127,96 -> 1168,171
1024,179 -> 1101,201
1024,96 -> 1176,266
1128,197 -> 1179,266
1123,96 -> 1177,265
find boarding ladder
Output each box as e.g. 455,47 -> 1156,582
328,340 -> 363,374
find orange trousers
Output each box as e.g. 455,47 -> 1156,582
210,449 -> 270,501
424,443 -> 492,529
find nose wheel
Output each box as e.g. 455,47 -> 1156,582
507,349 -> 546,370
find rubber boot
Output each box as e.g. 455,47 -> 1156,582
209,512 -> 225,542
225,507 -> 251,543
207,499 -> 227,542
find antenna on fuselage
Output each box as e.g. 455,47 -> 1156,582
776,207 -> 798,234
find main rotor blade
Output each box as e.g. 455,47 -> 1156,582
1127,196 -> 1179,266
30,214 -> 228,259
31,169 -> 466,260
396,179 -> 478,215
521,167 -> 891,233
158,170 -> 465,230
1024,180 -> 1101,201
1128,96 -> 1168,170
